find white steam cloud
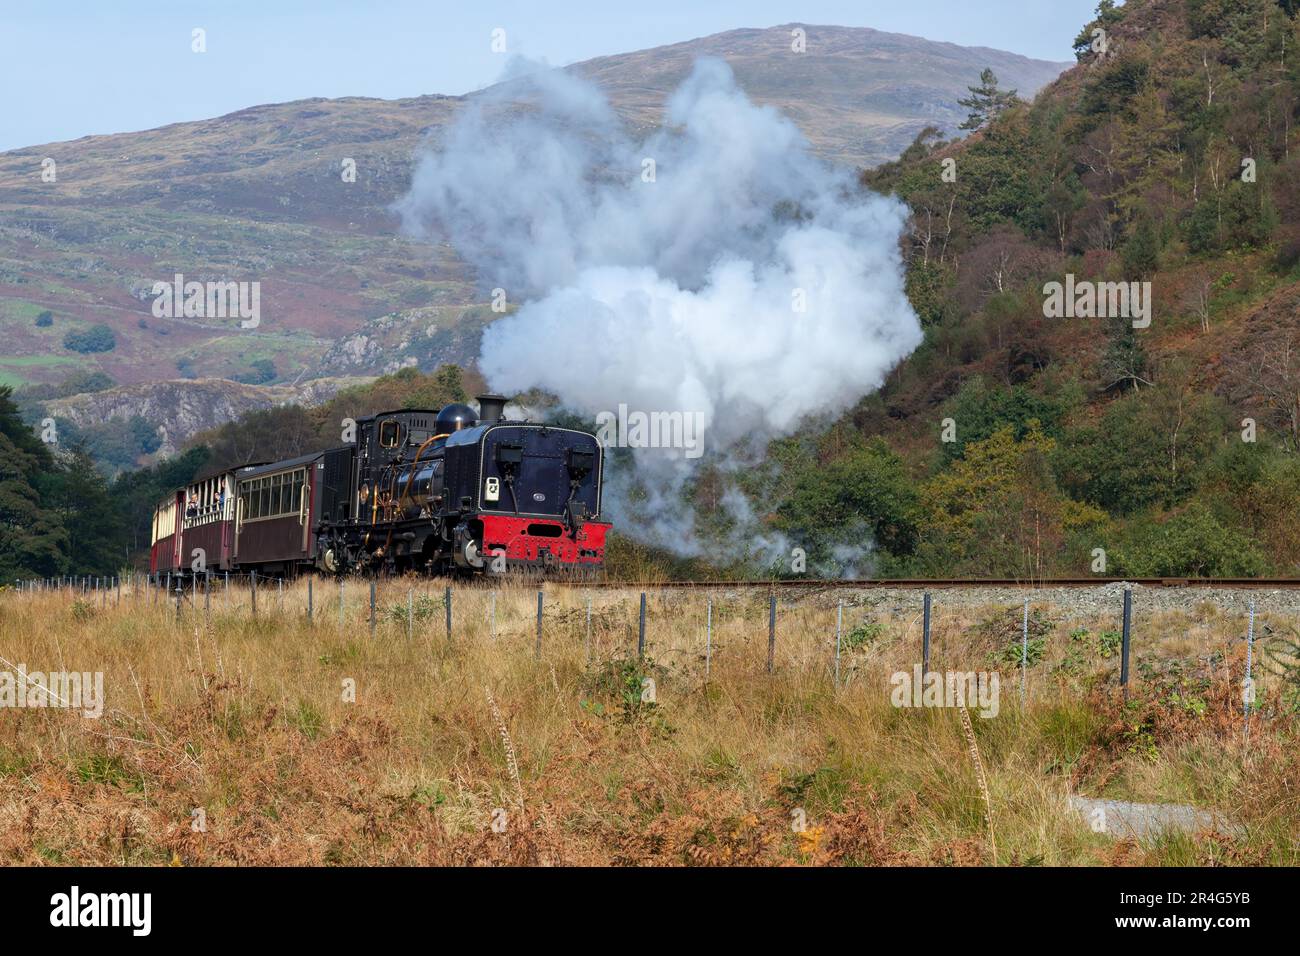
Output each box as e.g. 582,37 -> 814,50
397,58 -> 922,564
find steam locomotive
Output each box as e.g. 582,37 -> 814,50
148,395 -> 611,579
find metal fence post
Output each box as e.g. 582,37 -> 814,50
922,593 -> 932,674
835,600 -> 843,687
369,579 -> 376,638
1244,597 -> 1256,736
1120,587 -> 1132,698
535,590 -> 543,659
767,592 -> 776,674
705,596 -> 712,679
308,576 -> 313,622
1020,597 -> 1029,707
637,592 -> 647,659
445,585 -> 452,641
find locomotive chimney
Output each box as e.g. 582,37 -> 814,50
477,394 -> 506,425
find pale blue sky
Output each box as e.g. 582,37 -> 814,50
0,0 -> 1101,152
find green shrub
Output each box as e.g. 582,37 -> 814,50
1110,505 -> 1268,577
1098,630 -> 1123,658
62,323 -> 116,353
842,618 -> 884,650
385,595 -> 443,627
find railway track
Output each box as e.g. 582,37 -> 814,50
590,577 -> 1300,590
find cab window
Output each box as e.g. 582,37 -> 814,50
379,420 -> 400,448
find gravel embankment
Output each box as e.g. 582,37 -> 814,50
782,582 -> 1300,622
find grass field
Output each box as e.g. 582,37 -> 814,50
0,579 -> 1296,866
0,354 -> 84,387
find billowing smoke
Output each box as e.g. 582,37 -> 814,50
397,58 -> 922,565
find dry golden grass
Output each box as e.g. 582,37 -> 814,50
0,580 -> 1296,866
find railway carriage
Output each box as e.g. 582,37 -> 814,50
150,465 -> 246,576
148,492 -> 181,576
232,453 -> 323,574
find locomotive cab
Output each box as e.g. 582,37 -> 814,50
442,419 -> 609,572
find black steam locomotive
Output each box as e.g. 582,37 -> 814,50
149,395 -> 611,578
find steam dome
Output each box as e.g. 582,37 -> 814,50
436,403 -> 478,434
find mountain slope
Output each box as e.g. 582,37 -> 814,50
0,24 -> 1066,394
820,0 -> 1300,579
569,24 -> 1068,167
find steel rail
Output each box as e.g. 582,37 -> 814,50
583,577 -> 1300,590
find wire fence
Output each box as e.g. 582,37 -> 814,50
6,572 -> 1291,727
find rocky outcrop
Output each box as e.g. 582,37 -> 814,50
45,376 -> 371,456
316,306 -> 484,376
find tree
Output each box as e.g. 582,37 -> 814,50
42,444 -> 124,574
1098,320 -> 1153,393
1206,443 -> 1300,570
1184,269 -> 1215,335
1111,504 -> 1268,577
958,69 -> 1019,131
236,358 -> 277,385
62,323 -> 117,353
1222,323 -> 1300,451
938,377 -> 1071,464
954,223 -> 1055,312
1073,1 -> 1126,60
1121,215 -> 1160,278
917,424 -> 1083,576
35,311 -> 53,327
0,386 -> 69,580
904,258 -> 951,328
775,437 -> 921,565
953,109 -> 1047,233
1054,383 -> 1225,515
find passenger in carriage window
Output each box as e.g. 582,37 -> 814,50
186,495 -> 198,519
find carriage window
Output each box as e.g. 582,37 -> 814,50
236,469 -> 309,521
379,420 -> 400,448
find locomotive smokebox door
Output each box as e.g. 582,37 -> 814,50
485,476 -> 500,502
